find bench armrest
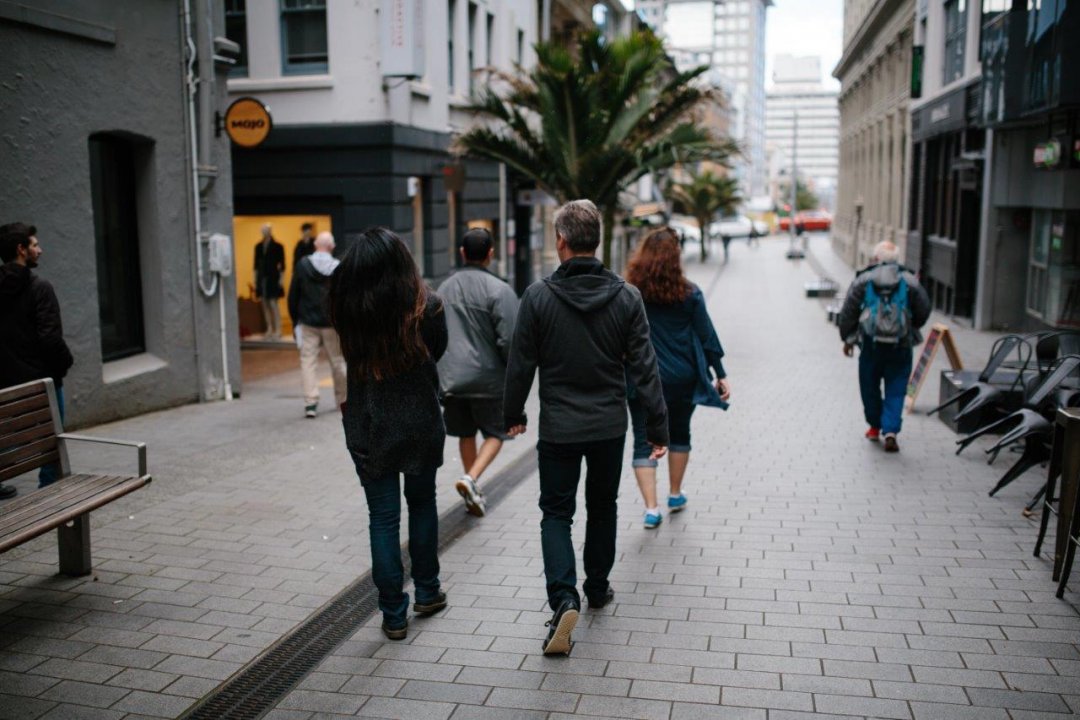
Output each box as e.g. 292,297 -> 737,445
56,434 -> 148,477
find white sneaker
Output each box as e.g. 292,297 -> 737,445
455,474 -> 486,517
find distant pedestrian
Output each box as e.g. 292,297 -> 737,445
624,227 -> 731,529
293,222 -> 316,269
838,241 -> 931,452
329,227 -> 448,640
254,223 -> 286,339
288,231 -> 346,418
0,222 -> 74,496
504,200 -> 668,655
437,228 -> 518,518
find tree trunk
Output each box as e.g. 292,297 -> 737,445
602,204 -> 616,268
698,214 -> 709,263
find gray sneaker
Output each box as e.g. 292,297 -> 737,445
455,474 -> 486,517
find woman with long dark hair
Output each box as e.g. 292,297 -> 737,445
624,227 -> 732,529
329,227 -> 448,639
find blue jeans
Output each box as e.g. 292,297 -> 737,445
858,343 -> 913,435
39,385 -> 65,488
629,394 -> 694,468
537,436 -> 625,610
351,457 -> 441,629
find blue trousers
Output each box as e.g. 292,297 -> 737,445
39,385 -> 64,488
858,344 -> 912,435
351,457 -> 441,629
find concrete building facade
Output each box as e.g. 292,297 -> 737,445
635,0 -> 770,198
766,55 -> 840,210
833,0 -> 915,269
226,0 -> 538,291
0,0 -> 240,427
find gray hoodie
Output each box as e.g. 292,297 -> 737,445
504,256 -> 668,446
287,251 -> 339,328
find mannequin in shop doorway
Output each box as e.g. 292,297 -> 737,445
254,222 -> 286,339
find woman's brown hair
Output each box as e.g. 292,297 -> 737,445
625,227 -> 692,305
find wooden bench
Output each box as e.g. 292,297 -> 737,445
0,378 -> 151,576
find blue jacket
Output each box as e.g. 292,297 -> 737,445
635,284 -> 728,409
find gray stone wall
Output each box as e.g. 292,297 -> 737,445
0,0 -> 240,428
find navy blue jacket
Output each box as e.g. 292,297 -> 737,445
639,284 -> 728,409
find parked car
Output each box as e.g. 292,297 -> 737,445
709,214 -> 767,240
798,210 -> 832,232
668,218 -> 701,244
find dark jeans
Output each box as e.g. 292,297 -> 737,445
39,385 -> 64,488
537,435 -> 625,610
858,343 -> 913,435
629,393 -> 695,467
351,456 -> 441,628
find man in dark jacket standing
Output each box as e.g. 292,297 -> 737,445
254,223 -> 286,339
838,240 -> 931,453
437,228 -> 518,518
0,222 -> 74,496
288,232 -> 345,418
504,199 -> 668,655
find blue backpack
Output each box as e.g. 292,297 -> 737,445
859,277 -> 909,345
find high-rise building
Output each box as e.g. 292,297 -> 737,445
636,0 -> 771,198
766,55 -> 840,209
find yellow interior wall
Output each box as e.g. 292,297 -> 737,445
232,215 -> 332,336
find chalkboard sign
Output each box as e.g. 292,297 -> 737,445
905,323 -> 963,411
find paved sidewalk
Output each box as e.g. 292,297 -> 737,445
263,236 -> 1080,719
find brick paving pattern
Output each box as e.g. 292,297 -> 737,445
1,234 -> 1079,718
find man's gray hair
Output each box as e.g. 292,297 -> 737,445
554,199 -> 602,253
873,241 -> 900,264
315,231 -> 335,251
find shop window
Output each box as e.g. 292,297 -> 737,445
943,0 -> 967,84
1028,211 -> 1080,326
225,0 -> 247,77
486,12 -> 494,67
280,0 -> 327,74
467,2 -> 477,97
517,29 -> 524,66
89,134 -> 147,362
448,0 -> 457,92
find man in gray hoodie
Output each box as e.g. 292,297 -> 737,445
288,231 -> 346,418
437,228 -> 518,518
504,199 -> 668,655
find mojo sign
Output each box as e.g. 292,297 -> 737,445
224,97 -> 272,148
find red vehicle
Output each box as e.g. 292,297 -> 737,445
778,210 -> 832,233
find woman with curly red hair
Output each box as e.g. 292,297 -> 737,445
624,227 -> 732,528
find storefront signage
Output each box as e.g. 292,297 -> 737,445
1034,139 -> 1061,169
224,97 -> 272,148
380,0 -> 425,79
911,82 -> 969,141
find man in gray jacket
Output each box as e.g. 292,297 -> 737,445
505,199 -> 668,655
438,228 -> 519,518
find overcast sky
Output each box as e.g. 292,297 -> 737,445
764,0 -> 844,90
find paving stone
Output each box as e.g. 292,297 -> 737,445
909,701 -> 1010,720
109,689 -> 194,717
966,687 -> 1071,712
450,706 -> 546,720
38,705 -> 125,720
721,687 -> 813,712
398,679 -> 492,704
813,694 -> 913,719
574,694 -> 671,720
28,658 -> 123,683
160,675 -> 221,698
273,690 -> 367,715
106,668 -> 180,692
0,693 -> 55,720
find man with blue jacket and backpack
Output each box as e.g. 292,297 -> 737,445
838,241 -> 931,452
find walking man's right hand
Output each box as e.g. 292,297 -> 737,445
842,342 -> 854,357
507,424 -> 527,437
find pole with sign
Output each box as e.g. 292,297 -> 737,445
223,97 -> 272,148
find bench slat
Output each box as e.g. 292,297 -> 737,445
0,436 -> 57,475
0,382 -> 47,405
0,407 -> 53,438
0,475 -> 127,535
1,424 -> 57,453
0,392 -> 50,418
0,475 -> 151,554
0,450 -> 60,482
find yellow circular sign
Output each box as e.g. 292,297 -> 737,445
225,97 -> 272,148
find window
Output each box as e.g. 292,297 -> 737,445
467,2 -> 477,96
448,0 -> 457,91
1028,210 -> 1080,326
89,134 -> 147,362
280,0 -> 327,74
943,0 -> 966,84
225,0 -> 247,77
517,29 -> 524,66
486,12 -> 494,67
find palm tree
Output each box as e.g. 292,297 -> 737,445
454,30 -> 737,267
666,170 -> 740,262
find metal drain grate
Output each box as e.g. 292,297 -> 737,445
182,450 -> 538,720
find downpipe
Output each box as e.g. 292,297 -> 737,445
182,0 -> 233,401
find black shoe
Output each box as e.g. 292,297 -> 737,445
414,591 -> 447,615
0,483 -> 15,500
883,434 -> 899,453
587,587 -> 615,609
381,621 -> 407,640
541,599 -> 579,655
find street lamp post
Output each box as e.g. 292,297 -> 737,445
786,110 -> 805,259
